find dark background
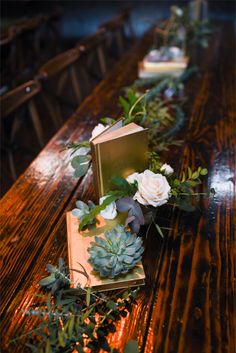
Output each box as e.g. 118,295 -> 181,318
1,1 -> 235,43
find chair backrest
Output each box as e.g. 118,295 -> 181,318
117,6 -> 135,39
99,14 -> 130,58
1,80 -> 41,118
0,79 -> 46,182
0,28 -> 19,89
36,47 -> 83,123
77,28 -> 108,79
37,47 -> 79,80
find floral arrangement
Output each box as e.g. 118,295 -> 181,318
12,5 -> 215,353
154,3 -> 213,54
69,121 -> 212,278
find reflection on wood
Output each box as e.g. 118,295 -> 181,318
0,24 -> 235,353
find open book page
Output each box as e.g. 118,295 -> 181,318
90,119 -> 123,142
93,123 -> 144,144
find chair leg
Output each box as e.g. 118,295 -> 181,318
28,99 -> 45,148
70,65 -> 82,103
97,45 -> 107,77
115,29 -> 124,57
8,151 -> 17,180
42,93 -> 63,129
8,114 -> 22,180
57,69 -> 70,96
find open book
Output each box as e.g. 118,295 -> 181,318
66,212 -> 146,291
90,119 -> 148,199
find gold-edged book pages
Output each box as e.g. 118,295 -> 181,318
90,120 -> 148,199
66,212 -> 146,292
138,57 -> 189,78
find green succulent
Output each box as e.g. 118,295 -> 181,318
88,225 -> 144,279
72,200 -> 96,226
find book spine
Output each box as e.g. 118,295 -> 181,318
90,142 -> 100,201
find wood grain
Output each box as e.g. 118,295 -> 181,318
0,24 -> 235,353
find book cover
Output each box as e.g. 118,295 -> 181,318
66,212 -> 146,291
90,121 -> 148,199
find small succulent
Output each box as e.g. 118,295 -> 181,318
39,258 -> 70,294
88,225 -> 144,279
72,200 -> 96,226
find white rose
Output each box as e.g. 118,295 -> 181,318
133,170 -> 171,207
172,6 -> 183,17
99,196 -> 117,220
126,172 -> 140,184
176,8 -> 183,16
90,123 -> 109,141
160,163 -> 174,175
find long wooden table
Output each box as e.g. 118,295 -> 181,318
0,23 -> 235,353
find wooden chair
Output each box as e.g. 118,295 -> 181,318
118,6 -> 135,40
36,47 -> 82,124
76,28 -> 108,84
0,80 -> 45,180
10,16 -> 45,83
99,8 -> 134,59
0,27 -> 20,90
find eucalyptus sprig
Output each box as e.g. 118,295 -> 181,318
65,140 -> 92,178
169,166 -> 212,211
12,259 -> 139,353
118,89 -> 186,152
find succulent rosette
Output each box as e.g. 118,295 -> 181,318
88,225 -> 144,278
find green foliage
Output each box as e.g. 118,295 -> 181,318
119,90 -> 147,125
124,340 -> 139,353
118,88 -> 186,153
72,200 -> 97,227
155,3 -> 213,51
144,66 -> 198,102
169,166 -> 209,211
111,176 -> 138,196
148,152 -> 162,173
78,194 -> 118,231
100,117 -> 116,125
13,261 -> 139,353
65,140 -> 92,178
187,20 -> 213,48
65,141 -> 90,150
71,154 -> 92,178
78,176 -> 138,231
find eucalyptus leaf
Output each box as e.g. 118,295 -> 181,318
86,287 -> 91,307
124,339 -> 139,353
153,221 -> 164,238
39,275 -> 56,287
106,301 -> 118,311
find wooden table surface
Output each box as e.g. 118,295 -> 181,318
0,23 -> 235,353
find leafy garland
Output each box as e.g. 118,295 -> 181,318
11,4 -> 214,353
66,66 -> 198,180
11,259 -> 139,353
